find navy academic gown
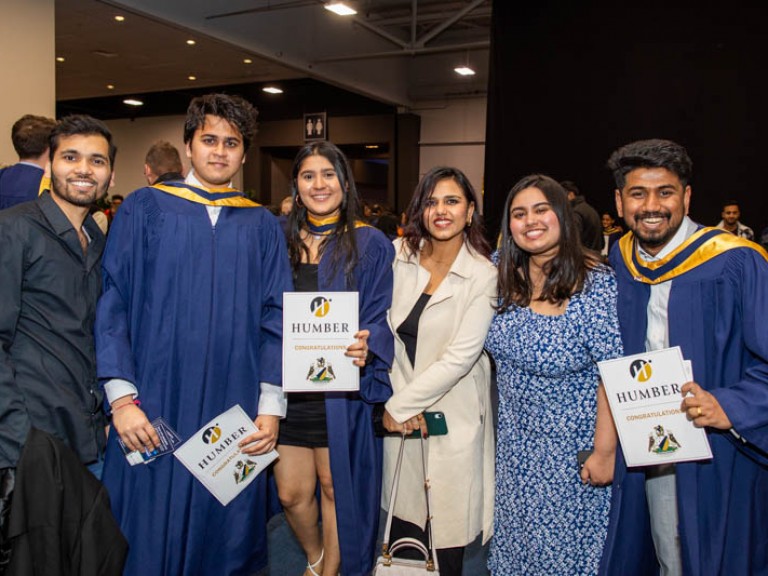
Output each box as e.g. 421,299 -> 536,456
95,184 -> 292,576
601,231 -> 768,576
0,163 -> 43,210
315,227 -> 394,575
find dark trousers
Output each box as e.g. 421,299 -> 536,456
390,516 -> 464,576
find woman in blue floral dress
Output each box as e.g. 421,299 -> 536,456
485,175 -> 623,575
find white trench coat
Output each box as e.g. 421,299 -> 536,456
382,237 -> 497,549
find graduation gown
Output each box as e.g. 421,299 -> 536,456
95,184 -> 292,576
601,228 -> 768,576
315,226 -> 394,576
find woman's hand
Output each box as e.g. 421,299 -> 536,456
383,408 -> 428,437
346,329 -> 370,367
580,449 -> 615,486
111,397 -> 160,453
238,415 -> 280,455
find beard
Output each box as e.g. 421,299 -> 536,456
629,211 -> 682,251
50,173 -> 109,207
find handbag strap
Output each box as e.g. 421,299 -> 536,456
381,433 -> 439,571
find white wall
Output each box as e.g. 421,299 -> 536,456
0,0 -> 55,165
414,97 -> 487,211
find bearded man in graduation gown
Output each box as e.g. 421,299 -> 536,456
600,139 -> 768,576
95,94 -> 292,576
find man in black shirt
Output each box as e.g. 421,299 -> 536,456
560,180 -> 603,252
0,115 -> 116,479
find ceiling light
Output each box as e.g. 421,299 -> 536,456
454,66 -> 476,76
365,145 -> 379,149
114,15 -> 125,22
186,39 -> 196,46
106,84 -> 115,90
188,75 -> 197,81
263,86 -> 283,94
324,2 -> 357,16
243,58 -> 253,64
56,56 -> 65,62
123,99 -> 143,106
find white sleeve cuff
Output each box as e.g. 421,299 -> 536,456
258,382 -> 287,418
104,379 -> 139,405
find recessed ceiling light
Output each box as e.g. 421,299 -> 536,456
114,15 -> 125,22
188,75 -> 197,81
186,39 -> 196,46
263,86 -> 283,94
365,145 -> 379,149
243,58 -> 253,64
454,66 -> 476,76
123,99 -> 143,106
106,84 -> 115,90
56,56 -> 65,62
324,2 -> 357,16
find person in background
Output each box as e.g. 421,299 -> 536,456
0,114 -> 57,210
716,201 -> 754,240
601,139 -> 768,576
143,140 -> 185,185
381,166 -> 497,576
95,93 -> 292,576
104,194 -> 123,223
486,174 -> 622,575
601,212 -> 624,258
273,141 -> 394,576
560,180 -> 603,252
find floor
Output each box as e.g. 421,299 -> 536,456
266,510 -> 489,575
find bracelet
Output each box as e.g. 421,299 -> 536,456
112,399 -> 141,413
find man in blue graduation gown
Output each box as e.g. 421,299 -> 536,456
0,114 -> 56,210
601,139 -> 768,576
95,94 -> 292,576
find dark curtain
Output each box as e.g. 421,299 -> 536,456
484,0 -> 767,241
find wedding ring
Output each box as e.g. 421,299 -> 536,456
696,406 -> 702,417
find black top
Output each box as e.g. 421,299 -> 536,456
396,293 -> 432,368
280,263 -> 328,448
0,193 -> 107,467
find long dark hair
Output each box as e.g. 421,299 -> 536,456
286,141 -> 361,283
497,174 -> 599,310
402,166 -> 491,259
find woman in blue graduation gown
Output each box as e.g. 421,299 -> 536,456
272,141 -> 394,576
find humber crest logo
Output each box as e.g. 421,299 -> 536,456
629,359 -> 653,382
648,424 -> 681,455
307,357 -> 336,383
201,424 -> 222,444
310,296 -> 331,318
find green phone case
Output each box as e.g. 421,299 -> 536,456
409,411 -> 448,437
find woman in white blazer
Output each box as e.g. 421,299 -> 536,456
381,166 -> 497,576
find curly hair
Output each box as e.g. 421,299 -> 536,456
183,94 -> 258,151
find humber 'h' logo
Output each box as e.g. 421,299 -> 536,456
629,359 -> 653,383
310,296 -> 331,318
201,424 -> 222,444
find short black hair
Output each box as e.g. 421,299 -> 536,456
559,180 -> 580,196
721,201 -> 740,211
183,94 -> 258,152
607,139 -> 692,190
12,114 -> 57,159
49,115 -> 116,167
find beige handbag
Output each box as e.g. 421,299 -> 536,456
373,434 -> 440,575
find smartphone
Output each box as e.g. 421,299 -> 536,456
577,449 -> 593,470
409,411 -> 448,437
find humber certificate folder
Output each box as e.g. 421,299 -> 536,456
174,405 -> 278,506
283,291 -> 359,393
598,346 -> 712,467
